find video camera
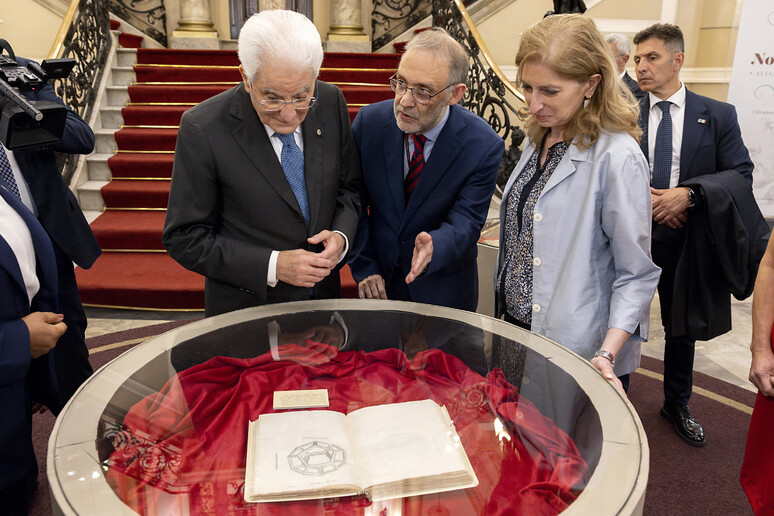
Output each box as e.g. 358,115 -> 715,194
0,39 -> 76,150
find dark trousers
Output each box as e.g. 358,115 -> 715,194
51,241 -> 93,410
652,237 -> 695,406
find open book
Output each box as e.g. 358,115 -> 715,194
244,399 -> 478,503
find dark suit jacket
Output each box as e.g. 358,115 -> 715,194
349,101 -> 503,311
638,89 -> 757,339
0,186 -> 60,490
15,57 -> 100,269
671,171 -> 767,340
622,71 -> 645,101
162,81 -> 360,316
638,89 -> 754,187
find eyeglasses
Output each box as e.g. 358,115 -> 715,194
389,74 -> 455,104
255,97 -> 317,112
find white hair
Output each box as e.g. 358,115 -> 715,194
237,10 -> 323,83
605,32 -> 631,56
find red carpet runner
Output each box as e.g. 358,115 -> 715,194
76,47 -> 399,309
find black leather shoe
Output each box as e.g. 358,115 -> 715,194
660,403 -> 706,447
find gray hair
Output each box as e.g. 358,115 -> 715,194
403,27 -> 469,85
605,32 -> 631,56
237,10 -> 323,83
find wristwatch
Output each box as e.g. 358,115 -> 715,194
593,350 -> 615,367
687,188 -> 696,208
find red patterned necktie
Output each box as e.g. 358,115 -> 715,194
404,133 -> 426,203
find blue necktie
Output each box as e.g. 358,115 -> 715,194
276,132 -> 310,226
0,142 -> 21,199
652,100 -> 673,189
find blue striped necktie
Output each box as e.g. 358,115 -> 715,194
652,100 -> 673,189
404,133 -> 426,203
275,132 -> 310,226
0,142 -> 21,199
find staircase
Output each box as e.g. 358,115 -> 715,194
75,22 -> 400,310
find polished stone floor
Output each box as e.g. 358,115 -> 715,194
84,292 -> 758,394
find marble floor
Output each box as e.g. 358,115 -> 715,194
83,292 -> 758,394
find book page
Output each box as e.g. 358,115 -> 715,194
347,400 -> 473,492
245,410 -> 362,501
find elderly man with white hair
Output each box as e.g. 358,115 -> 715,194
605,32 -> 645,100
163,9 -> 360,316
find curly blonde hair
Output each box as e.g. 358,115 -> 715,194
515,14 -> 641,149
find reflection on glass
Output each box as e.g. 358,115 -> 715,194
91,310 -> 599,515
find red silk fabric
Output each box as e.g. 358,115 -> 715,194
740,326 -> 774,515
106,344 -> 587,515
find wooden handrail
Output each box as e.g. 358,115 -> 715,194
48,0 -> 80,59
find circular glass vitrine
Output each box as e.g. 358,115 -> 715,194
48,300 -> 647,515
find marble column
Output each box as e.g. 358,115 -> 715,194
325,0 -> 370,52
171,0 -> 220,49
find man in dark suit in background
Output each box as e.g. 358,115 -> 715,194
634,23 -> 755,447
0,185 -> 66,514
162,10 -> 360,317
349,28 -> 503,311
605,33 -> 645,100
4,60 -> 99,406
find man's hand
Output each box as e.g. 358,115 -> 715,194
277,249 -> 334,288
278,324 -> 345,348
358,274 -> 387,299
22,312 -> 66,359
651,187 -> 691,229
749,347 -> 774,397
406,232 -> 433,284
308,230 -> 346,262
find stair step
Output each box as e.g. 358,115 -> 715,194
121,105 -> 191,126
94,129 -> 118,154
101,179 -> 170,209
106,86 -> 130,106
79,180 -> 109,211
128,83 -> 232,103
76,252 -> 205,310
90,210 -> 165,250
108,153 -> 175,179
137,48 -> 240,66
114,127 -> 179,151
134,64 -> 242,83
116,48 -> 138,67
119,33 -> 144,49
85,153 -> 113,181
324,52 -> 401,69
111,66 -> 136,86
99,106 -> 124,129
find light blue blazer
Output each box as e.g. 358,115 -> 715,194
497,131 -> 661,376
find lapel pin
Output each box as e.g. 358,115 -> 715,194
697,118 -> 706,124
316,129 -> 322,136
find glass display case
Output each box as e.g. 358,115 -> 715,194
48,300 -> 648,515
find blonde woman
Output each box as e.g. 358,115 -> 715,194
495,14 -> 660,392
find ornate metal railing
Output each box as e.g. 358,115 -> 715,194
372,0 -> 431,51
109,0 -> 167,47
434,0 -> 526,190
48,0 -> 111,183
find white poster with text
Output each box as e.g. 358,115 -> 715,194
727,0 -> 774,216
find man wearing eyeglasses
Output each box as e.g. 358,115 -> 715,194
349,28 -> 503,311
163,10 -> 360,316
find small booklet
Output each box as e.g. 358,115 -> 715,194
244,399 -> 478,503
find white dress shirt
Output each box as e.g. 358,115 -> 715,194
647,84 -> 686,189
0,195 -> 39,305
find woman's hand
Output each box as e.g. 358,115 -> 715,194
591,355 -> 626,395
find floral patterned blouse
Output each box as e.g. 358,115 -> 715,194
497,139 -> 568,326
